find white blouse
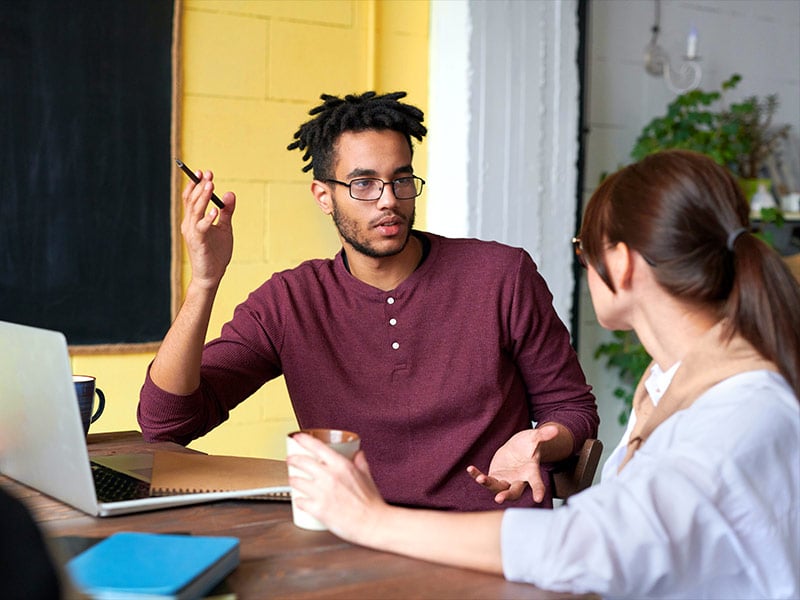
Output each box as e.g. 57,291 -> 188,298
501,370 -> 799,599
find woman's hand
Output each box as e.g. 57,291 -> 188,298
287,433 -> 505,575
466,424 -> 560,504
287,433 -> 389,546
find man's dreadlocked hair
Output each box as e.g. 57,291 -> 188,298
287,91 -> 427,180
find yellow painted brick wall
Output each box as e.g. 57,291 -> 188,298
73,0 -> 429,460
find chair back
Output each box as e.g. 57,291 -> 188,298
785,253 -> 800,284
552,438 -> 603,500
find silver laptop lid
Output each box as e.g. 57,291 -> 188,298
0,320 -> 99,515
0,320 -> 290,518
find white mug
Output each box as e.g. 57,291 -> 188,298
286,429 -> 360,531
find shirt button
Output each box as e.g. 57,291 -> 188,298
387,297 -> 395,305
391,342 -> 400,350
389,318 -> 397,326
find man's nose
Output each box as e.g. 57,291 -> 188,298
375,182 -> 400,209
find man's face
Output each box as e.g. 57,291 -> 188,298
325,129 -> 416,259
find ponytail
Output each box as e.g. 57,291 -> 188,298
726,233 -> 800,398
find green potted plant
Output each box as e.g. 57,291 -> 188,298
631,74 -> 743,166
631,74 -> 791,200
597,74 -> 791,423
725,92 -> 790,201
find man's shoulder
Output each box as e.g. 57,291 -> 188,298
269,255 -> 339,282
422,231 -> 529,263
285,255 -> 338,275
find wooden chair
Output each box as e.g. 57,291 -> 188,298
785,253 -> 800,284
552,438 -> 604,501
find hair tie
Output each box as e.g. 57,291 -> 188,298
726,227 -> 747,251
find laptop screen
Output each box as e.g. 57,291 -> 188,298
0,320 -> 100,514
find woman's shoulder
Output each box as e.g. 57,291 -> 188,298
678,370 -> 798,453
700,370 -> 797,417
621,371 -> 798,493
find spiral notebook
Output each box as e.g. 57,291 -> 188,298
149,451 -> 291,500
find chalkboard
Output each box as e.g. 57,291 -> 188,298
0,0 -> 175,348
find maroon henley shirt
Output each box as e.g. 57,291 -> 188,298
139,232 -> 597,510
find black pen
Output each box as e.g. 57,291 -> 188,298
175,158 -> 225,209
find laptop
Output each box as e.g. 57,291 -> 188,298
0,320 -> 289,517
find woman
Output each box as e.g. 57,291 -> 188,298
287,150 -> 800,599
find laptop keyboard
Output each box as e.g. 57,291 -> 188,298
90,461 -> 151,503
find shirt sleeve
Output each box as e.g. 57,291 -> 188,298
502,457 -> 754,597
137,364 -> 227,444
137,282 -> 285,444
510,250 -> 598,453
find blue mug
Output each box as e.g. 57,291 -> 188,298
73,375 -> 106,436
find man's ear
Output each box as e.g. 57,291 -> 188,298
311,180 -> 333,215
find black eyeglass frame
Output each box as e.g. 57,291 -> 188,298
572,237 -> 587,269
324,176 -> 426,201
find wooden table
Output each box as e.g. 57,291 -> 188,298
1,431 -> 596,599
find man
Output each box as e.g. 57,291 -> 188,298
138,91 -> 597,511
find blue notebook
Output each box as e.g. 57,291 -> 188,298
66,531 -> 239,599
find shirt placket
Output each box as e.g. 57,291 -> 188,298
383,294 -> 409,373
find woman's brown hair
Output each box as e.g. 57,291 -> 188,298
580,149 -> 800,398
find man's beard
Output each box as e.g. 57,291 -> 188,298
331,201 -> 416,259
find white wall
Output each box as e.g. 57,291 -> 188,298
427,0 -> 471,238
581,0 -> 800,462
428,0 -> 581,329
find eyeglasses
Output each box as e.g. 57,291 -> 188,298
572,236 -> 657,268
325,176 -> 426,201
572,237 -> 587,269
